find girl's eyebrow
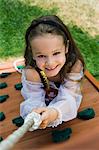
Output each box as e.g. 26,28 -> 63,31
52,49 -> 62,53
52,45 -> 65,52
35,50 -> 61,55
35,47 -> 64,55
35,52 -> 42,55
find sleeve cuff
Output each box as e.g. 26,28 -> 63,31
47,106 -> 63,128
67,70 -> 84,81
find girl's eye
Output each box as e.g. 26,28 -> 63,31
53,52 -> 61,55
37,55 -> 46,58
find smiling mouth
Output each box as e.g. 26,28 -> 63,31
45,65 -> 58,71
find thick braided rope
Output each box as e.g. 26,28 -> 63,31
0,112 -> 41,150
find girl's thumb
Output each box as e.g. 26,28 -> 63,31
41,112 -> 48,120
33,107 -> 46,114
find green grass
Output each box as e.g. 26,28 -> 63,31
0,0 -> 57,57
0,0 -> 99,80
69,25 -> 99,79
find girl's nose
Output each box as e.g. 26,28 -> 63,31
45,57 -> 54,66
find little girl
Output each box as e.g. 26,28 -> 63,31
20,15 -> 84,129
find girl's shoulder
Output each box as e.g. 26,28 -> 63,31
71,59 -> 83,73
65,59 -> 84,81
24,67 -> 41,83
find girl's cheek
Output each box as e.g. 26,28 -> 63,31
36,59 -> 45,69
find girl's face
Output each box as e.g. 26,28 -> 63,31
31,34 -> 67,78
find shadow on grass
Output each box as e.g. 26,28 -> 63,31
0,0 -> 57,57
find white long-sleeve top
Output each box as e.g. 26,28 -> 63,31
20,69 -> 84,127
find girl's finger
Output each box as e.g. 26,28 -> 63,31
40,125 -> 46,129
40,120 -> 48,129
41,111 -> 48,120
33,107 -> 47,114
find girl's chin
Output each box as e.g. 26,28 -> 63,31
39,65 -> 61,77
45,68 -> 60,77
46,73 -> 58,78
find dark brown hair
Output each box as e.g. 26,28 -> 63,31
24,15 -> 84,80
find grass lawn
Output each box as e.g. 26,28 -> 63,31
0,0 -> 99,80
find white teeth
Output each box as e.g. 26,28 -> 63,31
46,67 -> 55,70
46,65 -> 58,70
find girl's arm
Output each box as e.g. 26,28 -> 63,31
20,68 -> 59,129
20,69 -> 46,119
47,60 -> 84,127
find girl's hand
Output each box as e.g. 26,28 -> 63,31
32,107 -> 58,129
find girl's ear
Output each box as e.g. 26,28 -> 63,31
33,56 -> 36,60
32,51 -> 36,60
65,40 -> 69,54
